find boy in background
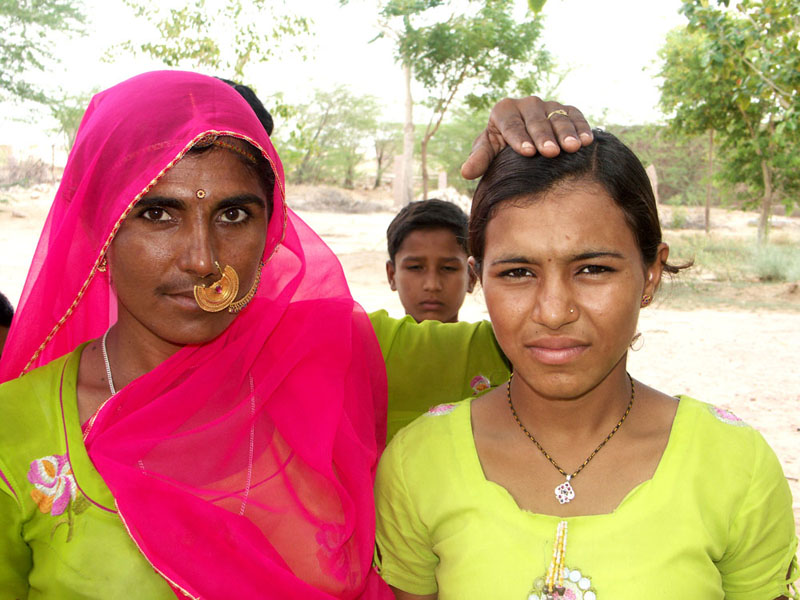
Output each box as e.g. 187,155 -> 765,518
385,199 -> 476,323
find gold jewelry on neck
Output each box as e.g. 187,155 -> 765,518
507,372 -> 635,504
194,262 -> 240,312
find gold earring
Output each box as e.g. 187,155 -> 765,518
228,262 -> 263,313
641,294 -> 653,307
194,262 -> 240,313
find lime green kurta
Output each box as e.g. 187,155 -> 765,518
375,397 -> 799,599
2,314 -> 509,597
0,346 -> 173,599
369,310 -> 510,441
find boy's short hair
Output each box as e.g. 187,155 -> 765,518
0,292 -> 13,328
386,199 -> 469,263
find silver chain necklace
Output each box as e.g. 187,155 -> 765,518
101,328 -> 117,396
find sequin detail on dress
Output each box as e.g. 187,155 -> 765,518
708,405 -> 748,427
528,568 -> 597,600
426,403 -> 457,416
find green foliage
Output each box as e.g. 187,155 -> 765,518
373,122 -> 404,188
0,0 -> 86,103
278,87 -> 381,188
383,0 -> 551,197
115,0 -> 311,80
751,244 -> 800,282
425,105 -> 490,195
606,124 -> 714,207
659,0 -> 800,242
48,90 -> 94,149
666,233 -> 800,282
393,0 -> 550,112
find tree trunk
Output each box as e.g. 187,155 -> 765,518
705,130 -> 714,235
420,134 -> 430,201
757,159 -> 773,245
399,63 -> 414,206
374,144 -> 384,188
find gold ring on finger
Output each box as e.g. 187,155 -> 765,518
546,109 -> 568,120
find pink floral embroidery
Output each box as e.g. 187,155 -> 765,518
709,405 -> 747,427
27,453 -> 90,542
470,374 -> 491,395
426,403 -> 457,416
28,454 -> 76,516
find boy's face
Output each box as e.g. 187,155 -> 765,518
386,227 -> 476,323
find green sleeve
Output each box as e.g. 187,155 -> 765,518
369,310 -> 510,441
374,432 -> 439,595
717,428 -> 799,599
0,463 -> 32,597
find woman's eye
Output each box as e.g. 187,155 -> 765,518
141,208 -> 170,222
578,265 -> 613,275
220,208 -> 248,223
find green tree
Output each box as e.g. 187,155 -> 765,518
606,123 -> 714,208
116,0 -> 311,81
48,90 -> 94,150
387,0 -> 550,199
279,87 -> 380,188
373,122 -> 403,188
0,0 -> 86,103
660,0 -> 800,243
425,105 -> 489,196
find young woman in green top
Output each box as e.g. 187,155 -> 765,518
375,130 -> 798,599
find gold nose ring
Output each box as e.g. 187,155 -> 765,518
194,262 -> 239,312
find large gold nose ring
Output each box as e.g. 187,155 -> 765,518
193,262 -> 240,312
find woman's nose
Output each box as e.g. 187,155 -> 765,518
177,224 -> 217,279
530,278 -> 578,329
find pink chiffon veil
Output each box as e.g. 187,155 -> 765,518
0,71 -> 391,599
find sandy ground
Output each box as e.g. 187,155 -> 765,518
1,184 -> 799,543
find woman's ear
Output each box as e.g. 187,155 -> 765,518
644,243 -> 670,298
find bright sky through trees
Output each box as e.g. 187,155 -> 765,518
0,0 -> 685,146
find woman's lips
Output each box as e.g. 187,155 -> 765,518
525,338 -> 588,365
165,291 -> 204,311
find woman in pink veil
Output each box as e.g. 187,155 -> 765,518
0,70 -> 391,599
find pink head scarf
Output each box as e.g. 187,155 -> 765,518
0,71 -> 391,599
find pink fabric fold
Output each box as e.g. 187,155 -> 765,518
1,70 -> 390,599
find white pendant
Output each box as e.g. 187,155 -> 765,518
554,476 -> 575,504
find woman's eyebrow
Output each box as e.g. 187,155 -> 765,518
571,250 -> 626,261
216,194 -> 267,209
489,250 -> 626,266
137,196 -> 185,210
